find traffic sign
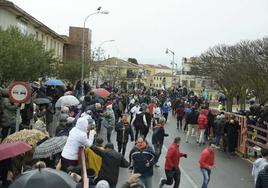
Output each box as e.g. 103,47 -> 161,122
8,82 -> 31,104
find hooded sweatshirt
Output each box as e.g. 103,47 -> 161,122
252,158 -> 268,183
62,117 -> 96,160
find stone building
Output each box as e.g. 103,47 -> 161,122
0,0 -> 65,61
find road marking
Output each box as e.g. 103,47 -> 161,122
149,129 -> 199,188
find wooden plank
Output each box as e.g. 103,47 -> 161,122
247,125 -> 268,133
247,139 -> 268,149
79,147 -> 89,188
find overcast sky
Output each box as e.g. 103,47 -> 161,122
11,0 -> 268,68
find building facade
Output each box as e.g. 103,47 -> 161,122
179,57 -> 217,98
142,64 -> 177,89
63,26 -> 92,63
0,0 -> 66,61
91,57 -> 143,90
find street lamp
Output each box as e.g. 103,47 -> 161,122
165,48 -> 175,87
81,7 -> 109,96
97,40 -> 115,61
96,39 -> 115,87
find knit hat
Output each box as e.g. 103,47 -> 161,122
95,180 -> 110,188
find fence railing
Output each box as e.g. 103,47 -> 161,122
78,146 -> 89,188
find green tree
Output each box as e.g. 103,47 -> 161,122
0,27 -> 57,86
57,61 -> 90,85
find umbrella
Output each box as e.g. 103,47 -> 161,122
2,129 -> 47,146
55,95 -> 80,107
92,88 -> 110,99
9,168 -> 77,188
33,98 -> 51,105
0,142 -> 32,161
45,79 -> 65,86
33,136 -> 67,159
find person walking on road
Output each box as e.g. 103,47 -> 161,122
152,117 -> 169,167
131,108 -> 148,141
91,143 -> 129,188
185,107 -> 199,143
115,114 -> 134,156
253,148 -> 268,185
129,137 -> 156,188
162,102 -> 169,122
199,142 -> 216,188
159,137 -> 187,188
198,109 -> 208,145
255,164 -> 268,188
175,104 -> 184,130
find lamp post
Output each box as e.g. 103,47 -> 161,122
96,39 -> 115,87
165,48 -> 175,87
81,7 -> 109,96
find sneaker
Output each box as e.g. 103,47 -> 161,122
186,140 -> 189,143
155,164 -> 160,168
159,178 -> 164,188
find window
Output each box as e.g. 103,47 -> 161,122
41,34 -> 44,42
35,31 -> 39,40
190,80 -> 195,88
17,20 -> 27,35
46,37 -> 49,50
50,39 -> 53,49
160,77 -> 162,80
154,77 -> 155,80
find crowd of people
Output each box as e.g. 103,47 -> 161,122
0,81 -> 267,188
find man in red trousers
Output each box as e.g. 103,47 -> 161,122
159,137 -> 187,188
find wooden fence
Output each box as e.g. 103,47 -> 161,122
78,146 -> 89,188
218,111 -> 268,158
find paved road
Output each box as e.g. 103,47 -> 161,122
102,114 -> 254,188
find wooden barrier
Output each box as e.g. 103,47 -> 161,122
223,112 -> 248,155
78,146 -> 89,188
246,124 -> 268,157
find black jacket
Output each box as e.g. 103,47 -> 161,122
186,109 -> 199,124
152,126 -> 168,145
256,165 -> 268,188
129,145 -> 156,177
91,146 -> 129,185
115,122 -> 134,144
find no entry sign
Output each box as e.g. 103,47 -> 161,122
8,82 -> 31,103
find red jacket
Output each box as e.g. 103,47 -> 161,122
147,103 -> 155,115
175,107 -> 185,117
199,148 -> 215,169
198,110 -> 208,129
165,143 -> 185,170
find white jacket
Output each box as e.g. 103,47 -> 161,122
252,158 -> 267,183
62,117 -> 96,160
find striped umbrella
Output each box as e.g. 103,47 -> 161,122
33,136 -> 67,159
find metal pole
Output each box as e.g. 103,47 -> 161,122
172,52 -> 174,88
81,12 -> 99,96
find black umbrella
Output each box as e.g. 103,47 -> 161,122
9,168 -> 77,188
33,98 -> 51,105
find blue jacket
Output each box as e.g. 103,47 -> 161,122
129,145 -> 156,177
162,104 -> 169,113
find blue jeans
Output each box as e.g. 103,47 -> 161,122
200,168 -> 211,188
139,176 -> 152,188
215,133 -> 221,146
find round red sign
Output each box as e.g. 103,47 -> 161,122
8,82 -> 31,103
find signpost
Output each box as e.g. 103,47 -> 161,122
8,82 -> 31,132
